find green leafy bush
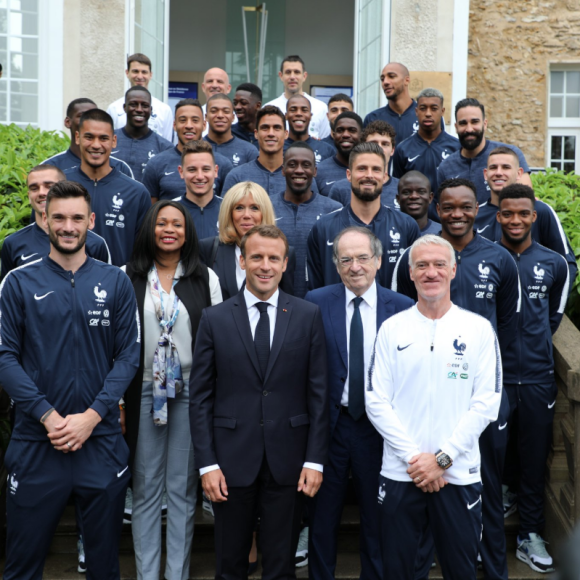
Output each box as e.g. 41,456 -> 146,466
0,124 -> 69,246
531,169 -> 580,326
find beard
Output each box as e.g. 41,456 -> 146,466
352,181 -> 382,202
459,129 -> 484,151
48,228 -> 87,255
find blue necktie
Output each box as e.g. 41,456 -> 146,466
348,296 -> 365,421
254,302 -> 270,378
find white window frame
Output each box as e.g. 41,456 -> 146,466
547,128 -> 580,173
548,65 -> 580,129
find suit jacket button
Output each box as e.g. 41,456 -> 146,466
263,390 -> 268,396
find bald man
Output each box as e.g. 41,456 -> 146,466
363,63 -> 443,146
201,67 -> 237,136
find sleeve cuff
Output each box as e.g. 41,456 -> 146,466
199,464 -> 220,476
90,400 -> 109,420
303,462 -> 323,473
32,399 -> 53,422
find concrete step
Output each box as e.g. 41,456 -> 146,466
0,549 -> 548,579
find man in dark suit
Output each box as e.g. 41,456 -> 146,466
190,224 -> 329,580
305,226 -> 414,580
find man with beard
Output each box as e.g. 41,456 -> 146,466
231,83 -> 262,147
307,142 -> 420,291
393,178 -> 519,580
497,184 -> 568,575
475,147 -> 577,283
203,94 -> 258,167
43,98 -> 134,178
436,98 -> 532,205
396,171 -> 440,236
315,112 -> 364,197
271,142 -> 341,298
142,98 -> 233,201
0,166 -> 110,281
329,120 -> 399,209
64,108 -> 151,267
113,87 -> 173,183
392,88 -> 459,217
284,95 -> 335,164
363,63 -> 444,146
0,180 -> 140,580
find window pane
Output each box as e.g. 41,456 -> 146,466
551,135 -> 562,159
567,71 -> 580,94
564,135 -> 576,160
10,79 -> 36,94
550,161 -> 562,170
16,8 -> 38,35
550,96 -> 563,117
20,0 -> 39,12
551,71 -> 564,94
564,162 -> 575,173
565,95 -> 580,118
0,8 -> 7,33
10,53 -> 37,78
10,92 -> 37,123
0,89 -> 6,122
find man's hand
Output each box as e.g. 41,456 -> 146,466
421,477 -> 448,493
47,409 -> 102,453
201,469 -> 228,502
407,453 -> 445,490
297,468 -> 323,497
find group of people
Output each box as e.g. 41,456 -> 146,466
0,50 -> 576,580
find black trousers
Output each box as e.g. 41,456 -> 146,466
213,455 -> 304,580
4,434 -> 130,580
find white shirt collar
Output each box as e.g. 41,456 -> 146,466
344,280 -> 377,309
244,287 -> 280,311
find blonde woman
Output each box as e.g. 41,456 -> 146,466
199,181 -> 296,299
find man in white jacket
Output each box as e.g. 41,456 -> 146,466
366,234 -> 502,580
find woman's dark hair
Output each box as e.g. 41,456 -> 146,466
129,200 -> 203,278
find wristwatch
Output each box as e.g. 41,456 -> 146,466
435,450 -> 453,470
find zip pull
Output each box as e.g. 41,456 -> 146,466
431,342 -> 434,352
71,277 -> 75,288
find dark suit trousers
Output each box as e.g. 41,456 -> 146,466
308,412 -> 383,580
213,454 -> 304,580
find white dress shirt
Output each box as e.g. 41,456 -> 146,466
342,282 -> 378,406
264,92 -> 330,139
200,286 -> 323,475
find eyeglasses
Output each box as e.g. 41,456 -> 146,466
338,254 -> 375,268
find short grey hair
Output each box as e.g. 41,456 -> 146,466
332,226 -> 383,265
409,235 -> 455,268
417,87 -> 444,106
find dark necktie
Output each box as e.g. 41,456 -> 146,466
254,302 -> 270,377
348,296 -> 365,421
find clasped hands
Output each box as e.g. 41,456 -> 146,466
44,409 -> 102,453
407,452 -> 448,493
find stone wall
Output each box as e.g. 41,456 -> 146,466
468,0 -> 580,168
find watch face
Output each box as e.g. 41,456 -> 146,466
437,453 -> 452,469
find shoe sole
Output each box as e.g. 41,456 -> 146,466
77,566 -> 87,574
504,503 -> 517,519
516,550 -> 554,574
295,558 -> 308,568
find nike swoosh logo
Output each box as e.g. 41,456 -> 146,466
498,422 -> 507,430
111,150 -> 119,154
117,466 -> 129,478
327,240 -> 333,246
21,253 -> 38,261
407,155 -> 420,163
477,225 -> 490,234
275,217 -> 283,221
548,400 -> 556,409
467,497 -> 481,510
325,181 -> 336,186
34,291 -> 54,300
165,171 -> 175,176
117,112 -> 124,116
397,343 -> 412,351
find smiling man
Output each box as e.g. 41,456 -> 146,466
107,53 -> 173,141
0,166 -> 111,281
397,171 -> 440,236
190,223 -> 328,580
231,83 -> 262,147
113,87 -> 173,183
368,234 -> 501,580
142,98 -> 233,202
315,112 -> 364,196
321,93 -> 354,151
64,108 -> 151,267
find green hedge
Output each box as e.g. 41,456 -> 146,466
0,124 -> 69,245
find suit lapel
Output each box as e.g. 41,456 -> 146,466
263,291 -> 291,384
231,292 -> 262,378
330,285 -> 348,369
376,285 -> 394,329
223,244 -> 241,298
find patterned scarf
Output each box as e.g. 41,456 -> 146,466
149,263 -> 184,426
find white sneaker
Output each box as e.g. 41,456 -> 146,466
123,487 -> 133,524
295,527 -> 308,567
77,535 -> 86,573
516,533 -> 555,574
502,484 -> 517,518
202,491 -> 214,517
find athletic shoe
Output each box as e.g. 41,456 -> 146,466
123,487 -> 133,524
202,491 -> 214,517
502,484 -> 518,518
516,533 -> 555,574
477,552 -> 482,570
161,489 -> 168,518
77,535 -> 87,573
295,527 -> 309,567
